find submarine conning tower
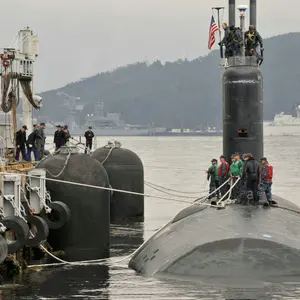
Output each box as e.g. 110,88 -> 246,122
223,0 -> 263,161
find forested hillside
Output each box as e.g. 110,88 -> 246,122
40,32 -> 300,128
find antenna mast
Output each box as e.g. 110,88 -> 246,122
212,6 -> 225,58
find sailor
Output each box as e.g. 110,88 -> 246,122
15,125 -> 27,161
206,158 -> 220,199
242,153 -> 260,204
35,122 -> 46,159
244,25 -> 263,56
53,125 -> 65,151
84,126 -> 94,154
230,26 -> 243,56
26,126 -> 39,161
260,157 -> 277,206
218,155 -> 229,196
63,125 -> 71,143
228,153 -> 244,201
219,23 -> 233,58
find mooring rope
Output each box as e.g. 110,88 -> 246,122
144,180 -> 208,195
144,181 -> 206,199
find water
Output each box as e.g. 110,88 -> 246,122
2,136 -> 300,299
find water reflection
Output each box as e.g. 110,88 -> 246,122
110,220 -> 144,256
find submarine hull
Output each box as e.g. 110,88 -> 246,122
129,196 -> 300,280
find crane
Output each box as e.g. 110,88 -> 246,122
0,27 -> 42,136
56,92 -> 83,129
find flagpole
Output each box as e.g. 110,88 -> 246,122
212,6 -> 225,58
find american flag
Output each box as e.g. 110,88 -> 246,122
208,15 -> 219,50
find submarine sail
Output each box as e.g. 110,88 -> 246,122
223,57 -> 263,161
128,0 -> 300,281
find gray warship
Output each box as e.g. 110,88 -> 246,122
128,0 -> 300,282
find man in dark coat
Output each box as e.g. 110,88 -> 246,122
15,125 -> 27,161
242,153 -> 260,204
53,125 -> 66,150
84,126 -> 94,153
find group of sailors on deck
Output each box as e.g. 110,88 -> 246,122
206,153 -> 276,206
219,24 -> 264,65
15,123 -> 95,161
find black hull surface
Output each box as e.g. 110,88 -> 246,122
128,195 -> 300,280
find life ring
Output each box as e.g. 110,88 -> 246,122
25,215 -> 49,247
41,201 -> 71,230
1,216 -> 30,254
2,60 -> 9,68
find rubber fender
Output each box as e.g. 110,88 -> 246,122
0,235 -> 8,264
42,201 -> 71,230
2,216 -> 30,254
25,215 -> 49,247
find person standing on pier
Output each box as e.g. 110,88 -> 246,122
35,122 -> 46,159
63,125 -> 71,143
26,125 -> 39,161
53,125 -> 65,151
84,126 -> 94,153
15,125 -> 27,161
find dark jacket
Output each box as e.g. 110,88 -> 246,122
16,130 -> 26,147
221,26 -> 231,46
84,130 -> 94,142
242,157 -> 260,181
244,30 -> 263,49
35,126 -> 46,146
64,130 -> 71,142
54,130 -> 66,147
26,131 -> 36,147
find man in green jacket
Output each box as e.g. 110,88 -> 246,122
228,153 -> 244,201
206,158 -> 219,199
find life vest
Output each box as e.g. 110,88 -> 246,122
261,163 -> 273,181
218,161 -> 229,177
246,32 -> 256,41
231,27 -> 243,44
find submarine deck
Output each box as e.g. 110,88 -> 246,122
128,195 -> 300,279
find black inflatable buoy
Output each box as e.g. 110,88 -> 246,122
92,143 -> 144,220
37,150 -> 110,261
25,215 -> 49,247
2,216 -> 30,254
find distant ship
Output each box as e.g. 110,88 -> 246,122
264,105 -> 300,136
51,102 -> 152,136
43,101 -> 222,137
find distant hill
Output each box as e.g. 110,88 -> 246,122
40,32 -> 300,128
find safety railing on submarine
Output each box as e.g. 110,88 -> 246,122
221,55 -> 262,68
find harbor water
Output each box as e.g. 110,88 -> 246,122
2,136 -> 300,299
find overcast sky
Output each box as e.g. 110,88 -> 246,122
2,0 -> 298,92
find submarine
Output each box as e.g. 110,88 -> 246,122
128,0 -> 300,281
